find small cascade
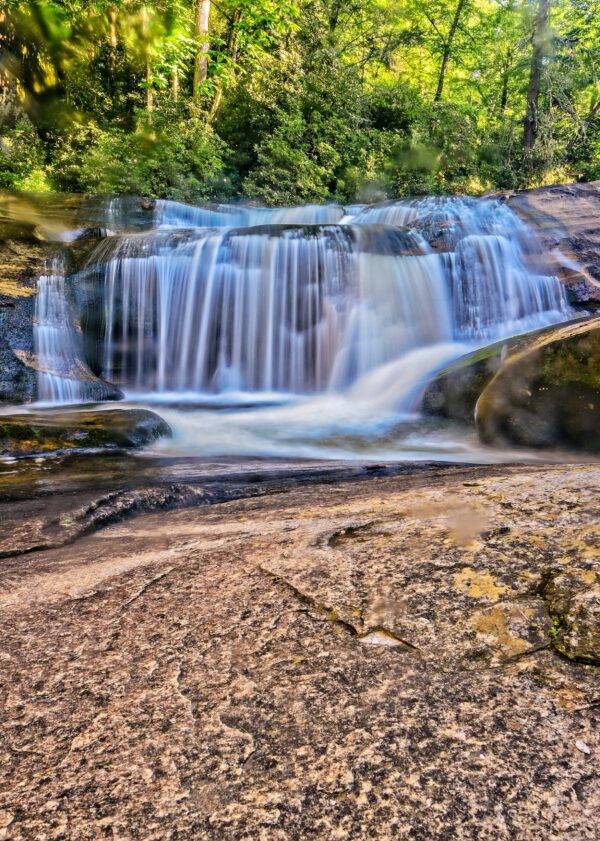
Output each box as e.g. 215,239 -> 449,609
155,200 -> 345,228
449,234 -> 568,337
34,257 -> 108,403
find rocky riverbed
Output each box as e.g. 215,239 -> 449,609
1,185 -> 599,839
0,461 -> 598,839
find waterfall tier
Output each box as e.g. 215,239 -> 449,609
36,196 -> 571,405
86,197 -> 570,396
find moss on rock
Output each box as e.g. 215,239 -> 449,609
475,317 -> 600,451
544,570 -> 600,665
0,409 -> 171,456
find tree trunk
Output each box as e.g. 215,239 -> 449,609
434,0 -> 467,104
193,0 -> 211,99
499,49 -> 513,115
145,60 -> 154,112
564,99 -> 600,158
208,9 -> 242,121
140,6 -> 153,112
523,0 -> 551,149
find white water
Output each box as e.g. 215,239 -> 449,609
34,258 -> 92,403
34,196 -> 573,459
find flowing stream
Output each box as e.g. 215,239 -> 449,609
33,196 -> 572,460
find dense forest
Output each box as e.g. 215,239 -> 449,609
1,0 -> 599,204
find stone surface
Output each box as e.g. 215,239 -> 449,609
0,229 -> 123,404
0,408 -> 171,457
421,316 -> 593,425
476,317 -> 600,451
508,180 -> 600,308
421,340 -> 506,423
0,463 -> 598,839
0,235 -> 52,403
544,570 -> 600,665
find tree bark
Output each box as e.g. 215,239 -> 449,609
193,0 -> 211,99
434,0 -> 467,104
140,6 -> 153,112
564,99 -> 600,158
523,0 -> 551,149
499,49 -> 513,115
208,9 -> 242,121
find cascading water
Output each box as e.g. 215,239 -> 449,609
34,258 -> 88,403
34,257 -> 112,404
96,224 -> 455,394
92,197 -> 569,398
38,196 -> 573,458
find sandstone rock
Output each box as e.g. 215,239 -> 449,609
475,317 -> 600,451
0,408 -> 171,456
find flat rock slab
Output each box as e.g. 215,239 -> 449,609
0,408 -> 171,456
0,464 -> 598,839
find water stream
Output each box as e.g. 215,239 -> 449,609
33,196 -> 572,460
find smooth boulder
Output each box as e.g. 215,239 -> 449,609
475,317 -> 600,451
0,408 -> 171,456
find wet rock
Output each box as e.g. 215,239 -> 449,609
0,408 -> 171,457
544,570 -> 600,665
421,338 -> 509,422
421,318 -> 590,424
476,317 -> 600,451
0,235 -> 53,403
0,232 -> 122,404
508,180 -> 600,309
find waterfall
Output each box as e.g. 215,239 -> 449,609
89,197 -> 569,399
34,195 -> 571,421
34,257 -> 112,404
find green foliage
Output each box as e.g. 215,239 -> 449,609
0,116 -> 52,192
1,0 -> 598,204
75,114 -> 229,201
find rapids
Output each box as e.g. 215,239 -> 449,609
33,196 -> 573,460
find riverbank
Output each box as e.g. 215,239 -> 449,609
1,461 -> 598,839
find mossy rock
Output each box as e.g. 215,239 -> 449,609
475,317 -> 600,451
421,319 -> 590,425
0,409 -> 171,456
544,570 -> 600,665
421,341 -> 507,423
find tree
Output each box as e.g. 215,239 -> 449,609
193,0 -> 210,98
434,0 -> 468,103
524,0 -> 551,148
1,0 -> 598,199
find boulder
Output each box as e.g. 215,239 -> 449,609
0,408 -> 171,457
475,317 -> 600,451
421,338 -> 509,423
421,318 -> 590,424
